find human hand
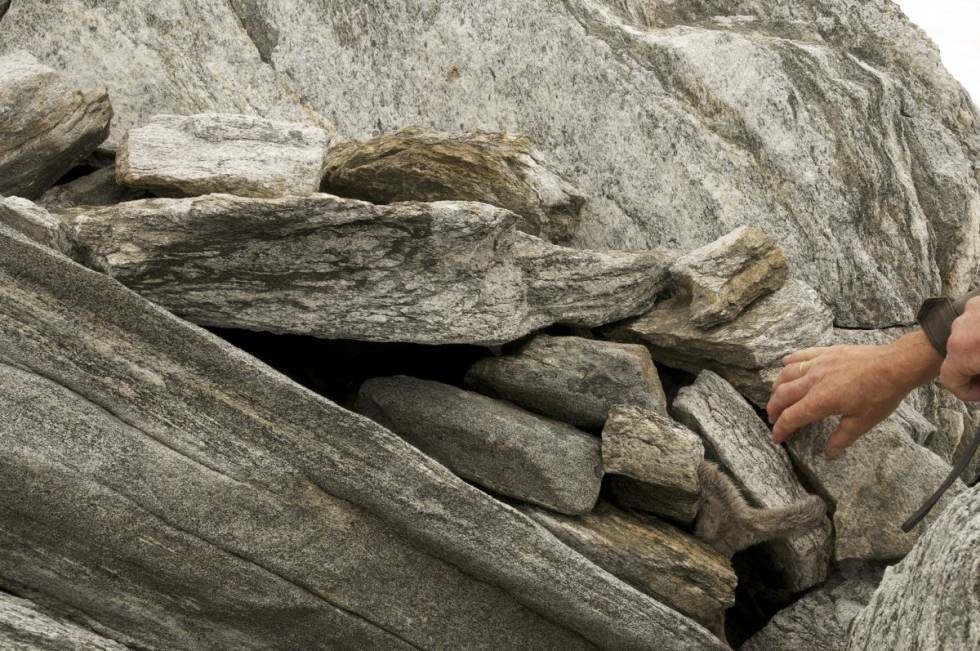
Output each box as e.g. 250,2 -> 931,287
767,330 -> 943,458
940,297 -> 980,401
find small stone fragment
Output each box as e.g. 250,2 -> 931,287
465,335 -> 668,428
38,166 -> 147,210
0,51 -> 112,199
602,405 -> 702,523
355,376 -> 602,514
322,127 -> 585,242
670,226 -> 789,328
117,113 -> 331,198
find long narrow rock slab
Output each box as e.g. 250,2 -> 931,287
61,194 -> 672,345
0,223 -> 723,650
0,591 -> 127,651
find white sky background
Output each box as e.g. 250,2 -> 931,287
894,0 -> 980,104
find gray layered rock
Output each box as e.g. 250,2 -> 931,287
602,405 -> 703,523
787,416 -> 963,561
60,194 -> 671,345
606,279 -> 834,405
323,128 -> 585,242
674,371 -> 832,592
520,501 -> 736,628
670,226 -> 788,328
37,167 -> 147,211
0,591 -> 128,651
0,197 -> 73,254
0,224 -> 723,649
118,114 -> 332,198
465,335 -> 668,428
0,51 -> 112,199
848,486 -> 980,651
355,376 -> 602,515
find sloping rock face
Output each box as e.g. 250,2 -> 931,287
0,196 -> 73,253
848,487 -> 980,651
60,194 -> 671,345
38,167 -> 147,211
322,128 -> 585,243
0,224 -> 723,650
0,51 -> 112,199
0,591 -> 128,651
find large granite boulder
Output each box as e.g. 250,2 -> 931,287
355,376 -> 602,515
0,223 -> 723,649
118,113 -> 332,198
59,194 -> 671,345
322,128 -> 585,243
0,51 -> 112,199
0,591 -> 127,651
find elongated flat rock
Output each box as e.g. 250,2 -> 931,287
602,405 -> 703,523
0,223 -> 723,649
520,502 -> 736,628
465,335 -> 668,428
674,371 -> 832,592
355,376 -> 602,514
323,127 -> 585,242
0,51 -> 112,199
0,591 -> 127,651
118,113 -> 332,198
60,194 -> 671,345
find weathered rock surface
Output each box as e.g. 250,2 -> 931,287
670,226 -> 788,328
520,501 -> 736,628
606,280 -> 833,405
0,197 -> 73,254
0,51 -> 112,199
465,335 -> 668,428
787,416 -> 963,561
355,376 -> 602,514
0,224 -> 723,649
674,371 -> 832,592
0,591 -> 128,651
61,194 -> 672,345
742,564 -> 883,651
602,405 -> 702,523
37,167 -> 147,211
848,486 -> 980,650
118,113 -> 332,198
323,128 -> 585,242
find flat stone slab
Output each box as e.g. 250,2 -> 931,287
356,376 -> 602,514
117,113 -> 331,198
465,334 -> 668,428
0,591 -> 127,651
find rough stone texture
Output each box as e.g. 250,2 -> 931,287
118,113 -> 332,198
742,564 -> 884,651
0,223 -> 723,650
355,376 -> 602,515
37,167 -> 147,211
465,335 -> 668,428
61,194 -> 672,345
323,128 -> 585,243
848,486 -> 980,651
0,591 -> 128,651
0,197 -> 73,254
602,405 -> 702,523
0,51 -> 112,199
674,371 -> 832,592
670,226 -> 789,328
0,1 -> 330,144
520,501 -> 736,628
787,415 -> 964,561
606,279 -> 833,406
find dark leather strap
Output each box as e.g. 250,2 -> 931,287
901,426 -> 980,532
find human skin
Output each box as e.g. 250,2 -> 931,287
767,297 -> 980,458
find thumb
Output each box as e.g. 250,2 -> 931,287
825,416 -> 873,459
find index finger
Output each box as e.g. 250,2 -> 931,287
771,394 -> 833,444
783,347 -> 828,365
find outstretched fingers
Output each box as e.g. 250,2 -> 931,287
767,375 -> 817,424
771,395 -> 832,445
782,347 -> 828,365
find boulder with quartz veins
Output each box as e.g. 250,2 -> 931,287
848,486 -> 980,650
519,501 -> 736,628
323,128 -> 585,242
0,591 -> 128,651
605,279 -> 833,405
355,376 -> 602,515
674,371 -> 832,592
670,226 -> 789,328
0,51 -> 112,199
602,404 -> 702,523
117,113 -> 332,198
0,224 -> 723,650
465,335 -> 668,428
60,194 -> 671,345
787,415 -> 963,562
38,167 -> 147,211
